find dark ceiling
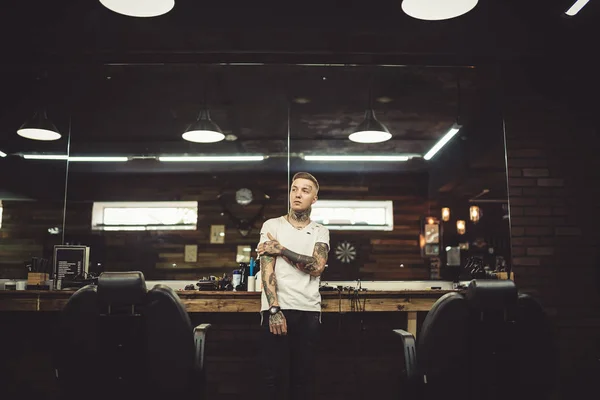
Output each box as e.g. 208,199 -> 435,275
0,0 -> 597,200
0,0 -> 597,65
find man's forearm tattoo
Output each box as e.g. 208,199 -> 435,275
281,242 -> 329,277
261,255 -> 278,306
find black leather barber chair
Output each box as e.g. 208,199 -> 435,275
54,271 -> 211,400
395,280 -> 554,400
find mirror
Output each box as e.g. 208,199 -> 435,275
0,68 -> 70,281
427,67 -> 511,282
236,245 -> 252,264
287,65 -> 511,281
4,63 -> 510,284
63,65 -> 289,280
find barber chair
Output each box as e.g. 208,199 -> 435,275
54,271 -> 211,400
395,280 -> 554,400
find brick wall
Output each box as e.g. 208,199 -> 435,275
504,68 -> 600,398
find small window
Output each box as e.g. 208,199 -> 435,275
311,200 -> 394,231
91,201 -> 198,231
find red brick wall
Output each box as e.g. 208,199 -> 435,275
504,69 -> 600,398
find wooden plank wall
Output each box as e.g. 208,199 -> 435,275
0,201 -> 64,278
0,172 -> 432,280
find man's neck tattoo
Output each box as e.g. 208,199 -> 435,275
288,208 -> 311,225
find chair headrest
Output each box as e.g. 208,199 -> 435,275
465,279 -> 518,310
98,271 -> 146,306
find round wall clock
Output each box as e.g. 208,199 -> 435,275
235,188 -> 253,206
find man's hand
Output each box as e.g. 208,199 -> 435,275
269,310 -> 287,335
257,233 -> 284,256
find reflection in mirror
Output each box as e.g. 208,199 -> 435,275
63,65 -> 289,281
0,69 -> 69,282
427,67 -> 511,283
287,65 -> 510,282
236,245 -> 252,264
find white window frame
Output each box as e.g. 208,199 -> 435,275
91,201 -> 198,231
311,200 -> 394,231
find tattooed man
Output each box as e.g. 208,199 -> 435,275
256,172 -> 330,400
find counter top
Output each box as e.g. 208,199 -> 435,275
0,289 -> 453,313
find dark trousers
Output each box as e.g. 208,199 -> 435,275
260,310 -> 321,400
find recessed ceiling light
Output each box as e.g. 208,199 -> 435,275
99,0 -> 175,18
401,0 -> 478,21
565,0 -> 589,16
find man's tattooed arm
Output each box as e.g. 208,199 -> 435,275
281,242 -> 329,277
260,253 -> 287,335
260,254 -> 278,307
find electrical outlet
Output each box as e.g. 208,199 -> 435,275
184,245 -> 197,262
210,225 -> 225,244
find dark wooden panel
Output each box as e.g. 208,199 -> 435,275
0,172 -> 431,280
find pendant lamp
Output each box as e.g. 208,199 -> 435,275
182,108 -> 225,143
17,110 -> 61,141
99,0 -> 175,17
401,0 -> 478,21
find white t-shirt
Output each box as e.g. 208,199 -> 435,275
258,216 -> 330,312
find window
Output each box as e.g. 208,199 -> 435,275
91,201 -> 198,231
311,200 -> 394,231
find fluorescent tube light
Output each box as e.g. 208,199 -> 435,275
22,154 -> 68,160
423,125 -> 462,161
303,155 -> 414,162
159,155 -> 265,162
68,157 -> 128,162
565,0 -> 589,16
22,155 -> 128,162
0,150 -> 6,158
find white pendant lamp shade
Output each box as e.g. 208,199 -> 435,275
401,0 -> 478,21
99,0 -> 175,18
17,110 -> 61,141
182,109 -> 225,143
348,109 -> 392,144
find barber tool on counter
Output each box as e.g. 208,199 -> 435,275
195,274 -> 233,291
196,276 -> 220,291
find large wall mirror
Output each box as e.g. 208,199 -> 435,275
0,63 -> 510,283
287,65 -> 510,282
63,65 -> 290,280
0,69 -> 70,280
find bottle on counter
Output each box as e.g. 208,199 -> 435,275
232,269 -> 242,291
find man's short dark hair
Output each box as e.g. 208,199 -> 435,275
292,172 -> 319,193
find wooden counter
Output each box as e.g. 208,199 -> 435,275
0,289 -> 453,335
